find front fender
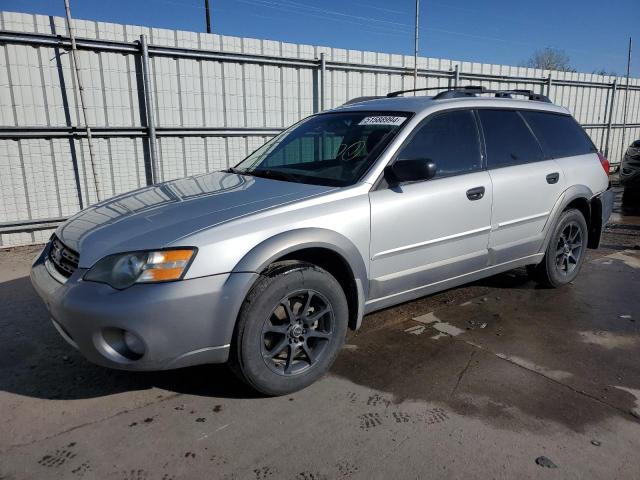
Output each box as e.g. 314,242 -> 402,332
233,228 -> 368,329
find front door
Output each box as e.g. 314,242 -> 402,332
368,109 -> 493,303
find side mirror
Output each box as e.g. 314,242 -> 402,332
385,159 -> 436,185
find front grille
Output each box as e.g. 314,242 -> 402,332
48,235 -> 79,278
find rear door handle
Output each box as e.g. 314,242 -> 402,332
546,172 -> 560,184
466,186 -> 485,201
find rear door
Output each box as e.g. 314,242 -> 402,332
368,109 -> 493,301
520,110 -> 605,195
478,109 -> 566,263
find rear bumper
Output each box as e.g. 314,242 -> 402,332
30,244 -> 258,371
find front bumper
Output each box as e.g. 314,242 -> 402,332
30,244 -> 258,371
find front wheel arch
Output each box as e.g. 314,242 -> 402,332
232,228 -> 368,329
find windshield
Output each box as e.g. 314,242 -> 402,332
233,112 -> 411,186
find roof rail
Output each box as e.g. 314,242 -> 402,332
433,86 -> 551,103
342,95 -> 385,105
386,86 -> 456,97
386,85 -> 551,103
344,86 -> 551,106
431,86 -> 484,100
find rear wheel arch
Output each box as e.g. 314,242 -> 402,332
564,197 -> 590,226
531,208 -> 589,287
540,185 -> 593,255
562,194 -> 608,249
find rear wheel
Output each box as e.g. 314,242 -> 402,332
531,209 -> 588,288
230,262 -> 348,396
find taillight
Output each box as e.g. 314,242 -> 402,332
597,152 -> 610,175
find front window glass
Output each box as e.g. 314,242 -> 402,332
396,110 -> 482,178
234,112 -> 411,186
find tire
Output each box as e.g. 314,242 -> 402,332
230,261 -> 348,396
532,208 -> 588,288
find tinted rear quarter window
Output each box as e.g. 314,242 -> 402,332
477,109 -> 544,169
520,111 -> 596,158
397,109 -> 481,178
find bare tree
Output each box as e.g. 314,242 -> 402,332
524,47 -> 575,72
592,68 -> 617,76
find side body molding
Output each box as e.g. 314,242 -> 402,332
232,228 -> 369,329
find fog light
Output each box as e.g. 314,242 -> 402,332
123,331 -> 145,356
100,328 -> 145,361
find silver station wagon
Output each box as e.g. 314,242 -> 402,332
31,86 -> 614,395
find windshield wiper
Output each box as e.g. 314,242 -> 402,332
250,169 -> 303,183
224,167 -> 300,183
224,166 -> 251,176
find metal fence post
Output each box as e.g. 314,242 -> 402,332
64,0 -> 102,202
604,79 -> 618,158
620,38 -> 633,160
319,52 -> 326,112
140,34 -> 158,184
546,74 -> 552,97
454,64 -> 460,88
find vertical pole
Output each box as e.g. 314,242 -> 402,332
546,74 -> 552,97
320,52 -> 326,112
63,0 -> 101,202
413,0 -> 419,94
604,79 -> 617,158
620,37 -> 632,160
600,85 -> 611,152
454,64 -> 459,88
204,0 -> 212,34
140,34 -> 158,184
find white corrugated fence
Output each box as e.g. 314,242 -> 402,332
0,10 -> 639,246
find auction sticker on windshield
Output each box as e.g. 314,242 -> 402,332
358,116 -> 406,126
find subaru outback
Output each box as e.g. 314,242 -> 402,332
31,86 -> 614,395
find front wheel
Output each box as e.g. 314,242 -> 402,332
531,209 -> 588,288
230,262 -> 348,396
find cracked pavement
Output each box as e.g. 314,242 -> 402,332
1,189 -> 639,479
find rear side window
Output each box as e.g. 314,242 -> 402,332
477,109 -> 544,168
520,111 -> 596,158
397,110 -> 481,178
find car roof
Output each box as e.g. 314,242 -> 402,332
330,95 -> 570,116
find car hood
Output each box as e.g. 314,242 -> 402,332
56,171 -> 334,268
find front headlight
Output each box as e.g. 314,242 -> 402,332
84,248 -> 196,290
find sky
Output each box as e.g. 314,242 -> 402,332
3,0 -> 639,76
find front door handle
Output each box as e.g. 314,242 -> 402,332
466,186 -> 485,201
546,172 -> 560,184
